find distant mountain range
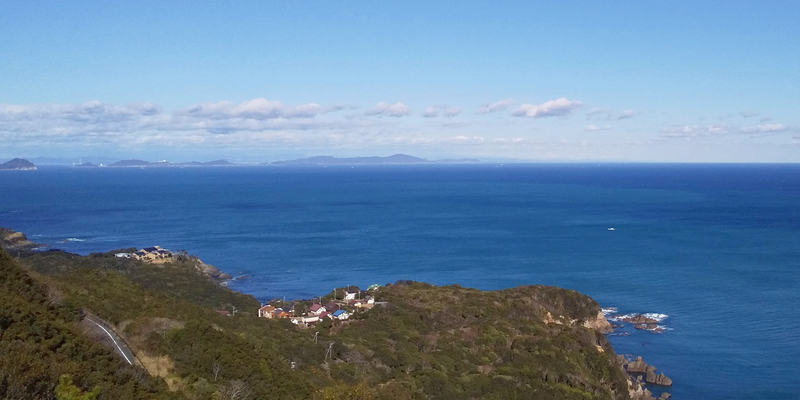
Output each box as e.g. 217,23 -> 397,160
1,155 -> 480,169
0,158 -> 37,171
269,154 -> 479,165
106,159 -> 236,167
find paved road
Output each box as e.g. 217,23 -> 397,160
84,313 -> 135,365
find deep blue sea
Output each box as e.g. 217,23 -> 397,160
1,164 -> 798,399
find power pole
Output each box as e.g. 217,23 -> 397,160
325,342 -> 334,360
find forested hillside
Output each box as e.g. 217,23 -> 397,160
3,237 -> 632,399
0,249 -> 172,400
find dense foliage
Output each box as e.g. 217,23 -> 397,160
0,249 -> 172,400
321,282 -> 630,400
5,242 -> 630,399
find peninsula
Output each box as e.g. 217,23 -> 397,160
0,226 -> 667,400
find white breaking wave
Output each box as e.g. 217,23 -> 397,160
607,312 -> 668,322
607,313 -> 636,321
642,313 -> 668,322
654,325 -> 672,331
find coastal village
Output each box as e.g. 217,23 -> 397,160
257,287 -> 380,327
117,245 -> 384,327
255,282 -> 385,328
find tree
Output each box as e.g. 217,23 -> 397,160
55,375 -> 100,400
211,362 -> 222,381
219,379 -> 251,400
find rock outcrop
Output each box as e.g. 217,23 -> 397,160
627,356 -> 648,373
582,310 -> 614,333
192,257 -> 233,281
621,315 -> 659,324
647,371 -> 673,386
625,355 -> 673,391
0,228 -> 38,251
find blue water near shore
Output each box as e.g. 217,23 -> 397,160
1,163 -> 799,399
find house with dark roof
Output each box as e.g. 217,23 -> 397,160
132,245 -> 174,263
309,304 -> 326,315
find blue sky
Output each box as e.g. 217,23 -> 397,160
1,1 -> 798,162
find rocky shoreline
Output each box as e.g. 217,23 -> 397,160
598,307 -> 674,399
622,355 -> 673,400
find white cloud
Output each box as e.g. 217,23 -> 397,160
442,107 -> 462,117
739,111 -> 759,118
0,99 -> 377,147
423,106 -> 439,118
176,98 -> 342,120
364,102 -> 411,117
512,98 -> 583,118
389,135 -> 487,146
586,107 -> 610,119
751,124 -> 787,133
476,99 -> 514,114
660,124 -> 729,138
660,122 -> 795,139
584,125 -> 611,131
423,105 -> 462,118
493,137 -> 526,144
439,122 -> 468,129
617,109 -> 639,120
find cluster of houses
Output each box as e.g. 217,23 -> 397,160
115,246 -> 174,264
258,289 -> 377,327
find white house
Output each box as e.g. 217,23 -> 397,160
332,310 -> 349,320
309,304 -> 326,315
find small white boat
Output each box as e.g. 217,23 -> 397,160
607,227 -> 615,231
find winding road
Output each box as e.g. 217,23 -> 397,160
83,314 -> 135,366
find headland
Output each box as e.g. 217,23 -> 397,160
0,226 -> 672,399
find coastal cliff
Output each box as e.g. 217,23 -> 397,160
0,227 -> 38,250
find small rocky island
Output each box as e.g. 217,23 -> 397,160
0,158 -> 37,170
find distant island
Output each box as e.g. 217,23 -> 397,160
0,158 -> 37,171
104,159 -> 236,168
270,154 -> 480,165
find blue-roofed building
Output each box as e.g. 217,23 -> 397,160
332,309 -> 349,321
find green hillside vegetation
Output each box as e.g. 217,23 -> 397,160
5,243 -> 631,399
324,282 -> 630,400
0,249 -> 171,400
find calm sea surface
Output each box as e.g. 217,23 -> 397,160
1,164 -> 798,399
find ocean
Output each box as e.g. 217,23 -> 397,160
1,163 -> 798,399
